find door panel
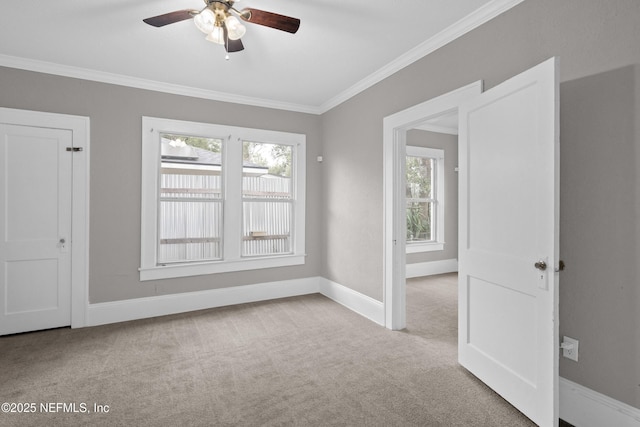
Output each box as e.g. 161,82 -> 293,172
468,276 -> 537,384
7,259 -> 59,313
0,124 -> 72,335
467,85 -> 539,257
458,57 -> 559,426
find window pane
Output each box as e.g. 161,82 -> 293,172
160,174 -> 221,199
160,134 -> 223,199
242,141 -> 294,257
158,201 -> 222,263
159,134 -> 223,263
242,141 -> 292,199
406,156 -> 433,199
406,201 -> 433,242
242,201 -> 292,256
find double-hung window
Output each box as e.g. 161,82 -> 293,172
140,117 -> 306,280
406,146 -> 445,253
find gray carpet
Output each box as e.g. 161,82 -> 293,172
1,274 -> 536,426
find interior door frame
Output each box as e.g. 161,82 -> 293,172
383,81 -> 482,330
0,107 -> 90,329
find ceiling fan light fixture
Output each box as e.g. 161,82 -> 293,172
194,8 -> 216,34
224,16 -> 246,40
205,25 -> 225,45
143,3 -> 300,54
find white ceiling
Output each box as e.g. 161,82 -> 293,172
416,111 -> 459,135
0,0 -> 521,114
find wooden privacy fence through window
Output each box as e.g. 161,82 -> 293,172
158,174 -> 293,263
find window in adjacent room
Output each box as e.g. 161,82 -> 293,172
406,146 -> 444,253
140,117 -> 306,281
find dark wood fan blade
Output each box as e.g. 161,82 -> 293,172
240,8 -> 300,34
224,26 -> 245,52
225,38 -> 244,52
143,10 -> 197,27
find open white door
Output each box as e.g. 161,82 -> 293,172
458,57 -> 559,426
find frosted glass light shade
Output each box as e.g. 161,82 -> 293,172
206,26 -> 225,45
224,16 -> 246,40
194,9 -> 216,34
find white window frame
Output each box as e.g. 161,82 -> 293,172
140,116 -> 306,281
406,145 -> 445,253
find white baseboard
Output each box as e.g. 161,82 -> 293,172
86,277 -> 320,327
319,278 -> 385,326
406,258 -> 458,278
86,276 -> 385,329
560,377 -> 640,427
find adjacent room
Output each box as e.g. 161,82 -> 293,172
1,1 -> 640,426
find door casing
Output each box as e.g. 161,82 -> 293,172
0,107 -> 90,329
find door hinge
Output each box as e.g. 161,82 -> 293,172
66,147 -> 83,152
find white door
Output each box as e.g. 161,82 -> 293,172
0,123 -> 73,335
458,57 -> 559,426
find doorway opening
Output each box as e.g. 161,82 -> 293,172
383,81 -> 482,330
404,117 -> 461,334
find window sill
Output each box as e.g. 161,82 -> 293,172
406,242 -> 444,254
139,254 -> 306,281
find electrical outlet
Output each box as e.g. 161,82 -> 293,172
562,336 -> 579,362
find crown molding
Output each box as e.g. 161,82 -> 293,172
317,0 -> 526,113
0,54 -> 322,115
0,0 -> 524,116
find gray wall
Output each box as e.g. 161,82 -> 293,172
559,65 -> 640,408
406,129 -> 458,265
321,0 -> 640,408
0,67 -> 323,303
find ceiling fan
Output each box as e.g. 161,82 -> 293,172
143,0 -> 300,54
